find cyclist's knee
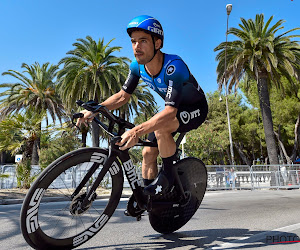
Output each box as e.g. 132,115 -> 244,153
142,147 -> 159,161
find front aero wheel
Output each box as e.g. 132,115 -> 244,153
20,147 -> 123,249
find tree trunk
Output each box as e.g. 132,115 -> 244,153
234,142 -> 251,166
274,127 -> 291,164
290,112 -> 300,162
31,122 -> 41,165
226,147 -> 232,165
0,151 -> 6,164
257,75 -> 279,165
31,138 -> 40,165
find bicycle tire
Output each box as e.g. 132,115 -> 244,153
20,147 -> 123,250
149,157 -> 207,234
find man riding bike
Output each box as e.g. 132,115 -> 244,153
77,15 -> 208,196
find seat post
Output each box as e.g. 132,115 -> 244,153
175,132 -> 186,148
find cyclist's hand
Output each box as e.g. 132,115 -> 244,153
116,130 -> 139,150
76,110 -> 96,127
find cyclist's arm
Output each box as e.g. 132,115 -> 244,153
77,60 -> 140,126
100,90 -> 131,110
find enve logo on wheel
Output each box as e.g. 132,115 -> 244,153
26,188 -> 45,233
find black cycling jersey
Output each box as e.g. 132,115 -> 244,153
122,53 -> 206,109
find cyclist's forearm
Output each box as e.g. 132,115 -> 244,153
100,90 -> 130,110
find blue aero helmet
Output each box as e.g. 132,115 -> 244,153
127,15 -> 164,48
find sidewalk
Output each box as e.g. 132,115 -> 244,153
0,188 -> 133,205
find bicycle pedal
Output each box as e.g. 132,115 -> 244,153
124,209 -> 130,216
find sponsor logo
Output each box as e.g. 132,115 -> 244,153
109,161 -> 120,176
26,188 -> 45,233
91,152 -> 119,176
165,101 -> 175,106
73,214 -> 109,246
123,159 -> 140,190
157,87 -> 167,93
180,109 -> 201,124
90,152 -> 107,164
129,22 -> 138,26
148,26 -> 163,36
157,78 -> 161,83
155,185 -> 162,194
166,80 -> 173,99
123,70 -> 132,87
141,75 -> 155,90
153,22 -> 161,28
166,65 -> 176,75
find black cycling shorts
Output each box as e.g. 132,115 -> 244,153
147,99 -> 208,143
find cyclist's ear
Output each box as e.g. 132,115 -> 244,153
154,37 -> 162,50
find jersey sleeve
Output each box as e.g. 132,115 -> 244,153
164,59 -> 190,108
122,59 -> 140,94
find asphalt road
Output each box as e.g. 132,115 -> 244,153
1,189 -> 300,249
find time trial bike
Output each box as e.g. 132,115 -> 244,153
20,100 -> 207,250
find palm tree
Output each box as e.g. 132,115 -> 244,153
0,62 -> 64,164
0,62 -> 65,164
118,83 -> 158,120
0,62 -> 65,124
0,111 -> 45,188
0,111 -> 44,164
214,14 -> 300,165
57,36 -> 130,146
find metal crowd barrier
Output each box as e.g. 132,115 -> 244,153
1,164 -> 300,190
206,164 -> 300,190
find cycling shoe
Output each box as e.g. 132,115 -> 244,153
144,171 -> 174,196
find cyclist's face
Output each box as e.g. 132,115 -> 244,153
131,31 -> 154,65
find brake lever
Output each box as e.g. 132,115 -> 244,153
110,136 -> 125,148
72,112 -> 84,130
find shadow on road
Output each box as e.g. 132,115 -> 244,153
78,227 -> 299,249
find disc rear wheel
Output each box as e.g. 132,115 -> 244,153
149,157 -> 207,234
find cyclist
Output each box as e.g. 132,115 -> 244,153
77,15 -> 208,196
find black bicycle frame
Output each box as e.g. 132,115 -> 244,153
72,100 -> 187,211
76,136 -> 154,210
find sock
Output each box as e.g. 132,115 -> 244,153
161,153 -> 177,182
143,178 -> 154,187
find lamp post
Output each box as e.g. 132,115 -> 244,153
224,3 -> 235,165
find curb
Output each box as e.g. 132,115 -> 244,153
0,194 -> 131,205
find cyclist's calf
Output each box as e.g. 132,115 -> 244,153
142,147 -> 159,180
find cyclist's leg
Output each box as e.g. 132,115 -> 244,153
142,146 -> 159,184
144,117 -> 179,195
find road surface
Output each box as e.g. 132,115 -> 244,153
1,189 -> 300,249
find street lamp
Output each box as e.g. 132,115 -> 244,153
224,3 -> 235,165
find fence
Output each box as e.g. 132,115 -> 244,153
207,164 -> 300,190
1,164 -> 300,190
0,164 -> 123,189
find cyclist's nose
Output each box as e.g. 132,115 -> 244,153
134,42 -> 141,50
